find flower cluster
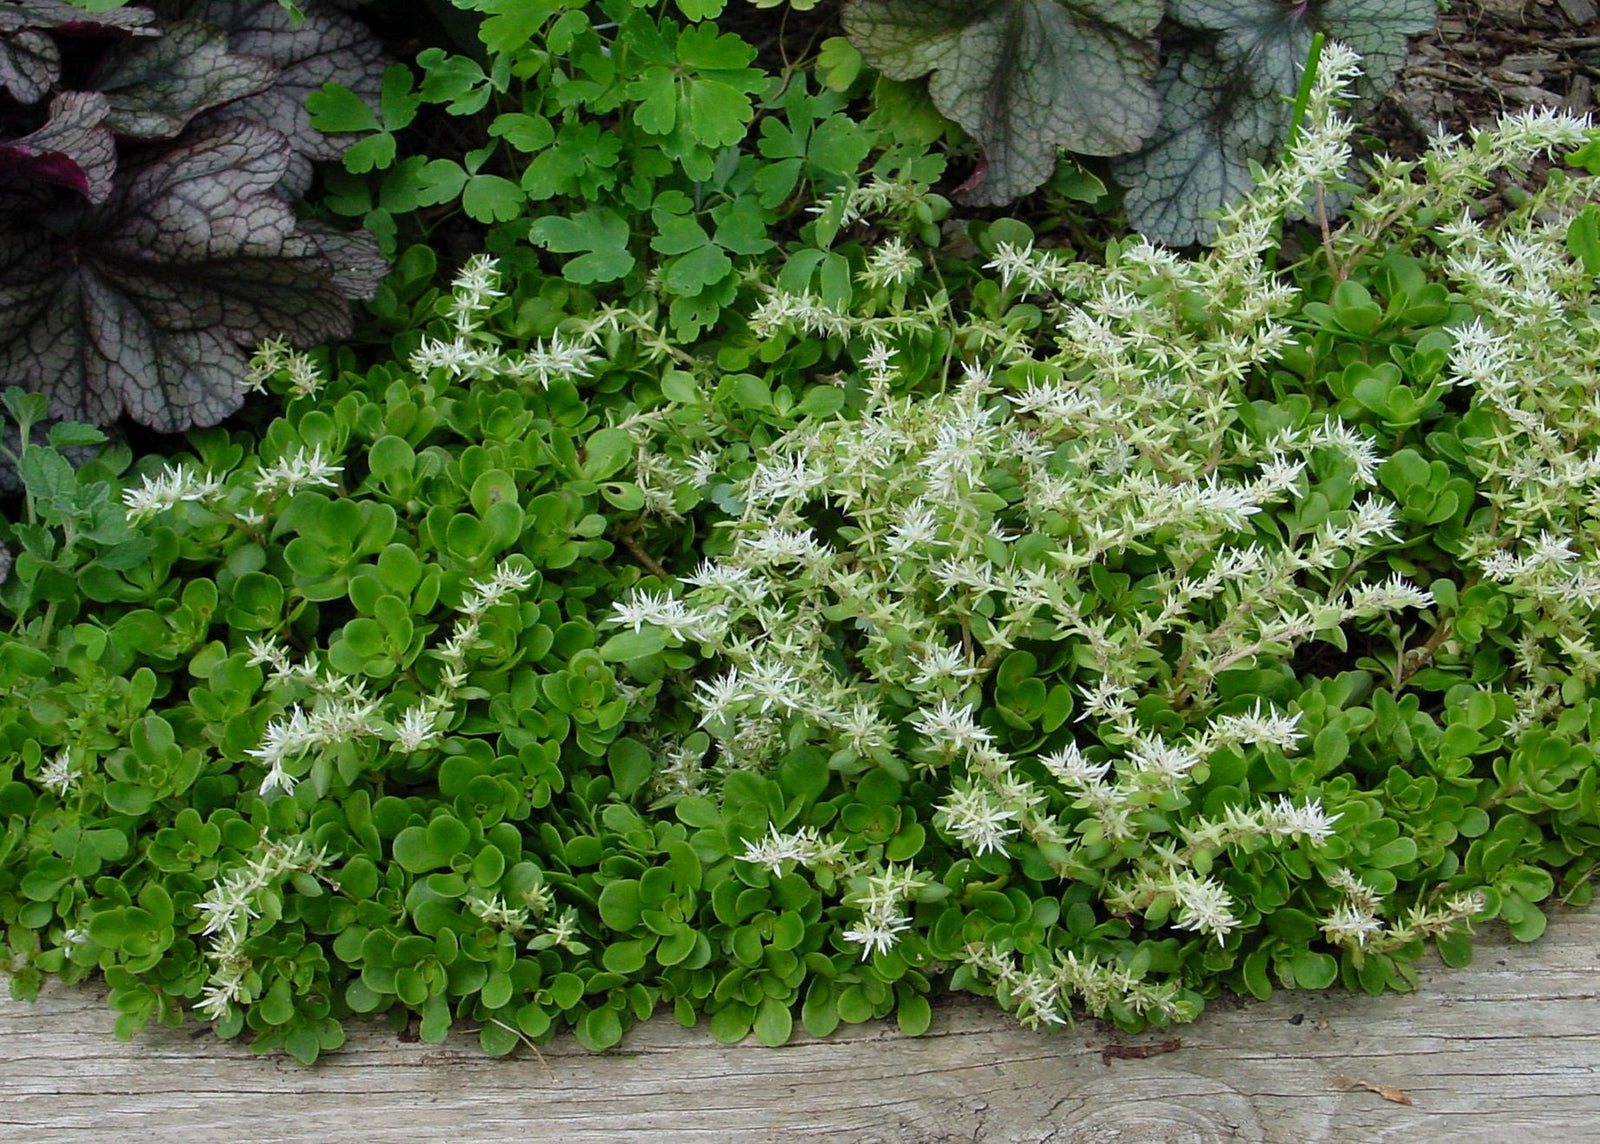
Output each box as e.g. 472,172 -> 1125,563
34,748 -> 76,796
242,559 -> 537,794
122,445 -> 345,530
961,941 -> 1192,1029
247,337 -> 327,399
738,824 -> 848,873
195,836 -> 338,1020
237,655 -> 383,797
466,881 -> 587,955
121,462 -> 226,523
409,255 -> 600,387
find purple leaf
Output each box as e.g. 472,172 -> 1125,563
0,120 -> 362,432
0,0 -> 158,103
0,91 -> 116,202
153,0 -> 388,192
92,20 -> 277,140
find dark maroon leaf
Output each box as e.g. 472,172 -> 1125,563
0,91 -> 115,202
154,0 -> 387,192
0,120 -> 360,432
92,20 -> 276,140
0,0 -> 158,103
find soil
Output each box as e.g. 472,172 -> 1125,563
1383,0 -> 1600,148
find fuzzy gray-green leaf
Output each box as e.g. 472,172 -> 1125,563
842,0 -> 1162,206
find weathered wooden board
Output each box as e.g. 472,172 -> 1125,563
2,905 -> 1596,1143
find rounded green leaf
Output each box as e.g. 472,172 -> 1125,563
598,880 -> 643,931
753,996 -> 793,1046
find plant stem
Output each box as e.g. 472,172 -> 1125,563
615,522 -> 669,580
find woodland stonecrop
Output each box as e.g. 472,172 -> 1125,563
606,49 -> 1598,1025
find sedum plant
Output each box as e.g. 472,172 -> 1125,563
0,253 -> 651,1058
1,44 -> 1599,1060
611,49 -> 1600,1025
0,235 -> 961,1058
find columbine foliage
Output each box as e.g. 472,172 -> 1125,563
0,0 -> 388,433
308,0 -> 943,340
839,0 -> 1436,242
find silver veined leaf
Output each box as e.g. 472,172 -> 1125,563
92,19 -> 277,140
153,0 -> 388,194
0,90 -> 116,202
298,218 -> 387,301
1112,37 -> 1288,248
0,26 -> 57,104
1170,0 -> 1436,102
842,0 -> 1162,206
0,0 -> 157,103
0,121 -> 361,432
1117,0 -> 1436,245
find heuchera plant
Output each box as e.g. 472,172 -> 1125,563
0,0 -> 388,434
839,0 -> 1437,244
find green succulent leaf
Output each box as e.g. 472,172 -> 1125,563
841,0 -> 1162,205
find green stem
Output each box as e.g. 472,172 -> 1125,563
1264,32 -> 1326,276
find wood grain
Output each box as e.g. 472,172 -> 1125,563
2,906 -> 1596,1143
